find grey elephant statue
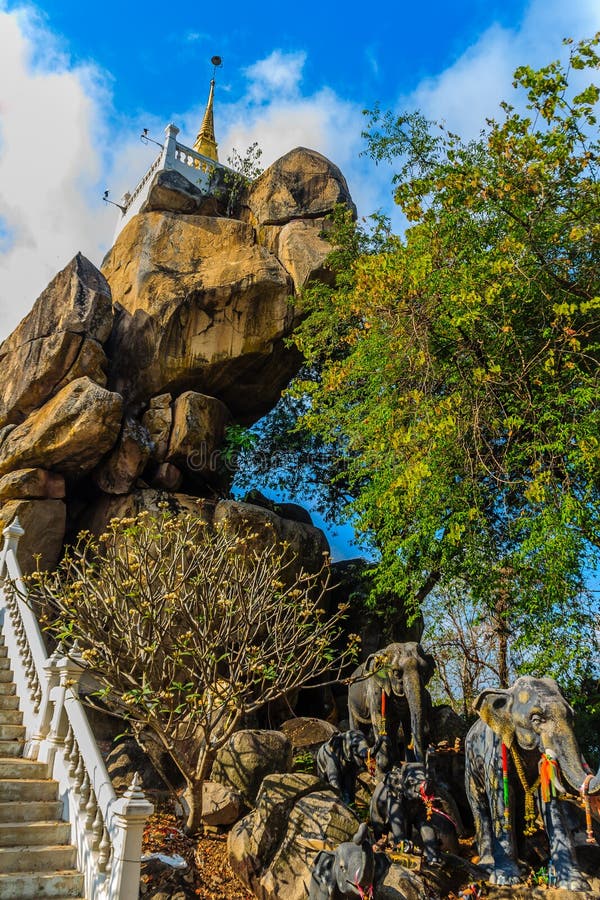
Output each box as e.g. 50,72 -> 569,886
316,730 -> 382,804
465,676 -> 600,890
348,642 -> 435,764
370,763 -> 459,863
308,823 -> 390,900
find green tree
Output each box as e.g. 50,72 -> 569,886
289,34 -> 600,680
27,511 -> 357,832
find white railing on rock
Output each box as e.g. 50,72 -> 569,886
0,518 -> 153,900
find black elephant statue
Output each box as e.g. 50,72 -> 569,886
465,675 -> 600,890
308,823 -> 390,899
316,729 -> 379,804
348,642 -> 435,764
370,762 -> 459,863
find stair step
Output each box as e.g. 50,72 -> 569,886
0,778 -> 57,802
0,844 -> 77,873
0,682 -> 16,696
0,758 -> 48,779
0,739 -> 25,757
0,695 -> 19,709
0,870 -> 84,899
0,708 -> 23,725
0,723 -> 25,739
0,658 -> 10,670
0,671 -> 13,683
0,820 -> 72,847
0,646 -> 7,657
0,799 -> 62,822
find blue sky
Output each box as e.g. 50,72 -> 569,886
0,0 -> 598,557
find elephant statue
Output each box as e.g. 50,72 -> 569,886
370,763 -> 459,863
308,823 -> 390,899
465,676 -> 600,890
316,729 -> 382,804
348,642 -> 435,764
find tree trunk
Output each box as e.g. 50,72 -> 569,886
183,747 -> 215,834
494,578 -> 511,688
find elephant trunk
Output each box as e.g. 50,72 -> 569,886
548,730 -> 600,795
403,663 -> 427,763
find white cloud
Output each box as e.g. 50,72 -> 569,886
0,6 -> 115,340
244,50 -> 306,102
1,1 -> 598,344
405,0 -> 600,138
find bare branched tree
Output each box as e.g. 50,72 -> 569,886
27,510 -> 358,832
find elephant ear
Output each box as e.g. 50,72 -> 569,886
474,688 -> 515,747
418,646 -> 436,685
366,651 -> 392,695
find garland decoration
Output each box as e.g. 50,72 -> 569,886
419,782 -> 435,821
539,751 -> 560,803
501,742 -> 510,827
509,744 -> 540,836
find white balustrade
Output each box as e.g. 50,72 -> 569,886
0,519 -> 153,900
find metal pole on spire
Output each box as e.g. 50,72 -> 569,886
194,56 -> 222,161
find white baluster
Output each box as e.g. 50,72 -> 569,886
98,826 -> 111,873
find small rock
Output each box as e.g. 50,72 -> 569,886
201,781 -> 244,827
151,462 -> 183,491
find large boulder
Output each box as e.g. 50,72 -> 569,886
142,394 -> 173,464
166,391 -> 231,484
93,416 -> 153,495
227,773 -> 322,893
0,377 -> 123,478
0,468 -> 65,501
270,218 -> 334,293
140,168 -> 222,217
0,254 -> 112,428
82,490 -> 330,579
102,212 -> 299,423
229,779 -> 360,900
213,499 -> 329,575
242,148 -> 355,226
0,499 -> 66,573
211,730 -> 293,805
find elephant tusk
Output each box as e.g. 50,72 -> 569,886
580,775 -> 597,844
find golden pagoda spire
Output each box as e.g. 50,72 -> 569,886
194,60 -> 220,161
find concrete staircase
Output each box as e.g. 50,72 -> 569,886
0,630 -> 84,899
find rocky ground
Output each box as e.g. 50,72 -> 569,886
141,806 -> 253,899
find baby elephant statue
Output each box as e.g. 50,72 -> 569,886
317,730 -> 377,804
465,676 -> 600,890
370,763 -> 459,864
308,823 -> 390,900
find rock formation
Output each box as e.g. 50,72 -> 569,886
0,147 -> 353,572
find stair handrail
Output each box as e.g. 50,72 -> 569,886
0,518 -> 153,899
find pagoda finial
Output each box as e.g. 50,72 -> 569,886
194,56 -> 222,161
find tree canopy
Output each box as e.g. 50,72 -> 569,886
28,511 -> 357,831
247,35 -> 600,681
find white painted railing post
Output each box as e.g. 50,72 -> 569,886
30,643 -> 63,762
0,517 -> 24,575
105,773 -> 154,900
38,645 -> 82,769
162,123 -> 179,169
